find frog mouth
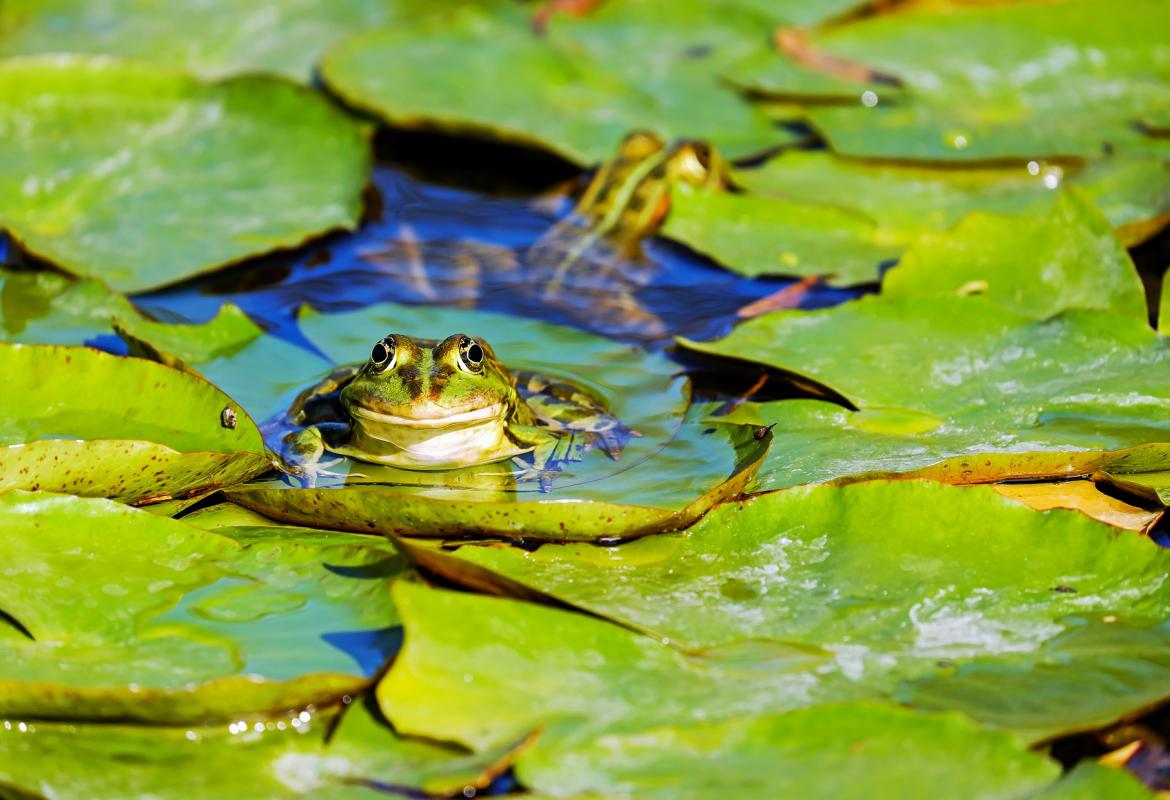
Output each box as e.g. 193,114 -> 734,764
349,402 -> 507,429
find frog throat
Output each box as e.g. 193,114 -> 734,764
342,403 -> 531,469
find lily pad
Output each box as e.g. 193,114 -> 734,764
0,0 -> 444,82
0,701 -> 522,799
0,491 -> 402,722
661,183 -> 901,284
0,56 -> 369,292
734,149 -> 1170,247
178,301 -> 769,542
739,0 -> 1170,160
518,704 -> 1059,800
0,343 -> 270,503
0,269 -> 134,345
681,298 -> 1170,488
321,2 -> 788,164
425,481 -> 1170,742
883,191 -> 1144,319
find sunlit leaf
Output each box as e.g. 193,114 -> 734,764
0,343 -> 269,502
321,2 -> 790,164
682,298 -> 1170,488
0,56 -> 369,292
0,492 -> 402,722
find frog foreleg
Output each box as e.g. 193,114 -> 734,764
281,422 -> 350,488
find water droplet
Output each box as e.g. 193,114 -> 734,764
463,787 -> 476,798
1026,160 -> 1041,176
185,730 -> 198,741
860,90 -> 878,108
17,722 -> 28,733
101,583 -> 129,597
1042,165 -> 1063,190
253,722 -> 264,733
944,131 -> 970,150
298,711 -> 311,723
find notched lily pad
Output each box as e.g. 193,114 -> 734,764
682,298 -> 1170,489
0,492 -> 403,722
0,56 -> 370,292
424,481 -> 1170,742
0,343 -> 270,503
193,301 -> 770,542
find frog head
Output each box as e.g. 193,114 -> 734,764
339,333 -> 531,469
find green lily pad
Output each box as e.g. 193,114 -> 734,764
0,269 -> 134,345
883,191 -> 1144,319
320,2 -> 789,165
379,581 -> 826,752
0,56 -> 369,292
661,183 -> 901,284
1031,761 -> 1153,800
0,491 -> 402,722
0,0 -> 446,82
432,480 -> 1170,741
734,149 -> 1170,247
176,301 -> 769,542
518,704 -> 1059,800
0,701 -> 522,799
681,297 -> 1170,488
751,0 -> 1170,160
0,343 -> 270,502
115,303 -> 265,371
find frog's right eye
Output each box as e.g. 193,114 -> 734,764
370,337 -> 396,371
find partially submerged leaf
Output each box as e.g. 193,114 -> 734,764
0,343 -> 269,502
115,303 -> 265,371
0,269 -> 134,345
682,298 -> 1170,488
0,492 -> 402,722
0,56 -> 369,292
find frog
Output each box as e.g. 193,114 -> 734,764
359,132 -> 730,340
279,332 -> 632,488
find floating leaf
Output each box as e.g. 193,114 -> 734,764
682,298 -> 1170,488
883,191 -> 1145,319
0,492 -> 402,722
321,2 -> 789,164
0,269 -> 134,345
0,0 -> 434,82
0,701 -> 520,799
434,480 -> 1170,741
1030,761 -> 1153,800
662,183 -> 900,284
187,301 -> 767,542
518,704 -> 1059,800
0,56 -> 369,292
734,150 -> 1170,247
0,344 -> 269,503
115,303 -> 265,371
741,0 -> 1170,160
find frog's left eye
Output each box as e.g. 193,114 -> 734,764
370,337 -> 396,371
457,336 -> 484,373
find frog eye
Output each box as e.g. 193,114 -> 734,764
370,336 -> 396,371
457,336 -> 484,373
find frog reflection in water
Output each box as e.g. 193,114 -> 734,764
362,132 -> 729,339
281,333 -> 632,488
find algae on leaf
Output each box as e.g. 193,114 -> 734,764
0,343 -> 270,503
0,56 -> 369,292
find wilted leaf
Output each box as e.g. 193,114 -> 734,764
0,56 -> 369,291
993,480 -> 1159,533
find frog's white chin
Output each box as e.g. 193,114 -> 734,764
342,404 -> 530,470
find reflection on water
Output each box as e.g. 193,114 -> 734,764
135,162 -> 861,350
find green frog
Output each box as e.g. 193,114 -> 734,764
361,132 -> 729,339
280,332 -> 630,487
